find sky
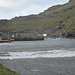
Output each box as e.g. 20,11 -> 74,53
0,0 -> 69,20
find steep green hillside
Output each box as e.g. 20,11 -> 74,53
0,0 -> 75,37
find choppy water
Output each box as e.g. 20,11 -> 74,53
0,38 -> 75,75
0,38 -> 75,59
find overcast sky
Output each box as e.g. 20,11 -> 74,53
0,0 -> 69,19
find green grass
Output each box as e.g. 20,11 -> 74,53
0,63 -> 20,75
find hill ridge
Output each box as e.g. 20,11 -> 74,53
0,0 -> 75,38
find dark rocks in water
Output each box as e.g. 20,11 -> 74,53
66,33 -> 75,38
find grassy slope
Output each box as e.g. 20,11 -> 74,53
39,0 -> 75,33
0,63 -> 20,75
0,0 -> 75,36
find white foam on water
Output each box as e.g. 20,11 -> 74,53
0,50 -> 75,60
31,69 -> 39,72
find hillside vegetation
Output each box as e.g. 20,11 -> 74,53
0,0 -> 75,37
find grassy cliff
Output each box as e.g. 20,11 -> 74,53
0,0 -> 75,37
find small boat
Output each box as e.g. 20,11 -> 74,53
0,32 -> 11,43
0,40 -> 11,43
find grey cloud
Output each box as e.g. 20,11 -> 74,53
0,0 -> 69,19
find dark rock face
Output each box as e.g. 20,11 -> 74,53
66,33 -> 75,38
42,24 -> 61,37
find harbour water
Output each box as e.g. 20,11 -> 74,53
0,38 -> 75,75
